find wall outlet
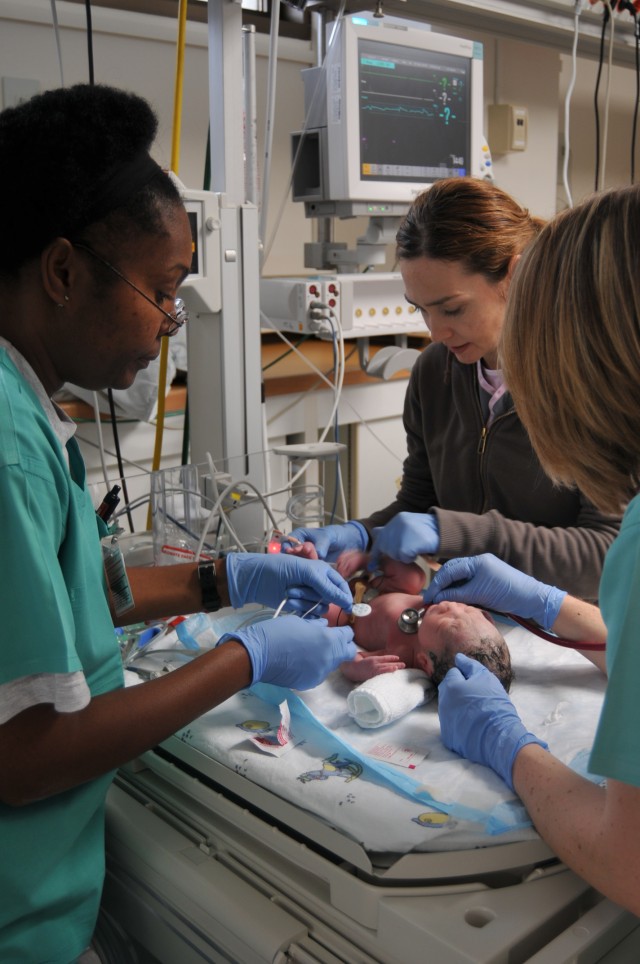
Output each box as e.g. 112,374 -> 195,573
488,103 -> 528,153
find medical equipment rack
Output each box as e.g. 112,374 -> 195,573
103,737 -> 640,964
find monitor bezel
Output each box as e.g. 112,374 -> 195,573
324,17 -> 484,205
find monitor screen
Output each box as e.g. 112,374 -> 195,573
293,17 -> 484,209
358,37 -> 471,184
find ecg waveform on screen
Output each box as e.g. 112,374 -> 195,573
360,69 -> 465,126
361,102 -> 457,123
357,40 -> 471,182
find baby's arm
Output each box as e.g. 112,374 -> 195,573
340,650 -> 405,682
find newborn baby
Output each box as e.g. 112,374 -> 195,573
287,543 -> 512,691
330,593 -> 512,691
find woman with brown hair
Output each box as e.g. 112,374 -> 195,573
424,184 -> 640,915
285,178 -> 621,600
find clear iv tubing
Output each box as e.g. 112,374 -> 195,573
272,600 -> 322,619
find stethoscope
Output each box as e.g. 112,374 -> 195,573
397,605 -> 427,634
396,556 -> 435,635
397,556 -> 605,652
396,600 -> 605,651
346,555 -> 607,652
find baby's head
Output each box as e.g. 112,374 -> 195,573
415,602 -> 513,692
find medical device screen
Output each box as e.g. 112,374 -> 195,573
358,38 -> 471,184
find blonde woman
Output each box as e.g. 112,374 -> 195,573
424,185 -> 640,915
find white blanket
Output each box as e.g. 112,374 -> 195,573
125,610 -> 606,855
347,668 -> 436,727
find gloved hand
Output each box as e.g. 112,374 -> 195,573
368,512 -> 440,570
422,553 -> 566,631
218,617 -> 356,690
226,552 -> 353,614
438,653 -> 548,790
281,521 -> 368,562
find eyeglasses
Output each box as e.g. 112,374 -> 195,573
72,241 -> 188,337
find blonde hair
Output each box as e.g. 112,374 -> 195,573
396,176 -> 545,281
501,185 -> 640,514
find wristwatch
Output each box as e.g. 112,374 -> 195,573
197,561 -> 221,613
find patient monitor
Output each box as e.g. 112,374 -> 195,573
292,14 -> 485,216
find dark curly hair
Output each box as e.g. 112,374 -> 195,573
430,631 -> 514,693
0,83 -> 182,276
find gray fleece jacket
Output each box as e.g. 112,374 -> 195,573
359,342 -> 621,601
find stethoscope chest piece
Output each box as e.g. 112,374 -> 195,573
398,606 -> 425,634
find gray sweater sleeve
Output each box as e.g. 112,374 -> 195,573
432,502 -> 620,602
357,344 -> 622,602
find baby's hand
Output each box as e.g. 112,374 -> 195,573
340,650 -> 405,683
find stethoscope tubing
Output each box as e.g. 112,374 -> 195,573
498,610 -> 606,652
397,603 -> 605,651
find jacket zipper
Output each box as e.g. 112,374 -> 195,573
477,410 -> 515,510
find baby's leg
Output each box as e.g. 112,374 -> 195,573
326,603 -> 349,627
335,549 -> 369,579
376,558 -> 427,595
284,541 -> 319,561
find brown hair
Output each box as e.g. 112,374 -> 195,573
501,185 -> 640,514
396,177 -> 545,282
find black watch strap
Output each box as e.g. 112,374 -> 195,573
198,561 -> 221,613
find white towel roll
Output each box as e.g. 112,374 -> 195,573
347,669 -> 436,729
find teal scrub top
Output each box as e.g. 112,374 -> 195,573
590,493 -> 640,787
0,352 -> 124,963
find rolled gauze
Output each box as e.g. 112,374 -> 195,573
347,668 -> 436,729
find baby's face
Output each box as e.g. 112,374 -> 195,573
415,601 -> 498,681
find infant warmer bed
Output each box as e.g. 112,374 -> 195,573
102,613 -> 640,963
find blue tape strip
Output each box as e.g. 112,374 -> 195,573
251,682 -> 529,833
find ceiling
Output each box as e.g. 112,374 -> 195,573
64,0 -> 640,66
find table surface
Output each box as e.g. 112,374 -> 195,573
57,333 -> 429,419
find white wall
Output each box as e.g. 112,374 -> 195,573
2,1 -> 638,249
2,0 -> 638,526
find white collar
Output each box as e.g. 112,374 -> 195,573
0,337 -> 77,448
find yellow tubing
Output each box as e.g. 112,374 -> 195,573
147,0 -> 189,529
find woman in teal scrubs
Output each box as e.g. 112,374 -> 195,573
0,84 -> 356,963
423,185 -> 640,917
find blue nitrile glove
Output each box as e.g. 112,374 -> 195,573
368,512 -> 440,570
438,653 -> 548,791
226,552 -> 353,614
218,617 -> 356,690
281,521 -> 368,562
422,553 -> 566,631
